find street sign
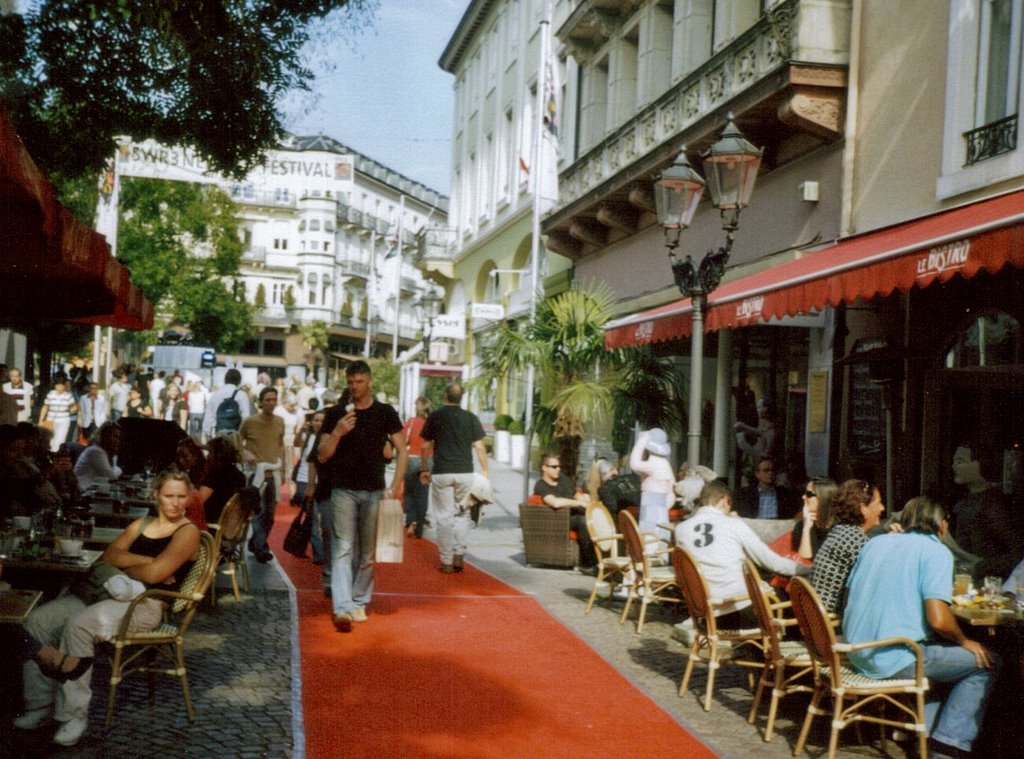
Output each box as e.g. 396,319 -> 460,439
471,302 -> 505,320
431,313 -> 465,340
428,341 -> 451,363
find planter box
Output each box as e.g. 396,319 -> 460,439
510,434 -> 526,468
494,430 -> 511,463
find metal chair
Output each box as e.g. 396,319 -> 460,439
583,502 -> 630,613
788,577 -> 929,759
617,509 -> 681,633
741,559 -> 813,741
104,530 -> 219,729
672,547 -> 764,711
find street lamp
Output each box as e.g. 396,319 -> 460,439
655,113 -> 762,466
417,289 -> 444,360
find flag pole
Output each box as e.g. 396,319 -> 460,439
364,227 -> 377,358
391,193 -> 405,362
522,4 -> 553,505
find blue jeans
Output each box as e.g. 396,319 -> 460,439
249,473 -> 279,555
892,641 -> 999,751
316,497 -> 333,587
403,458 -> 429,536
329,489 -> 379,614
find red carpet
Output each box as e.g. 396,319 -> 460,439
268,502 -> 716,759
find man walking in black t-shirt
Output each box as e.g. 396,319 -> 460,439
420,383 -> 488,574
317,361 -> 406,632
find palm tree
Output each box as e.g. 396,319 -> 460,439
474,283 -> 614,480
299,319 -> 329,381
609,347 -> 685,457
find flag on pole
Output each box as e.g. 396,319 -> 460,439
537,19 -> 560,212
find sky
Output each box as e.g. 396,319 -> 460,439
281,0 -> 469,196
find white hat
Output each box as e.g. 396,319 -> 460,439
646,428 -> 671,457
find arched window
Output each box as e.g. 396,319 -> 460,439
945,310 -> 1021,368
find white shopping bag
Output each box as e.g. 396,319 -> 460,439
375,498 -> 405,563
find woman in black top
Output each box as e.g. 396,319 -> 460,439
18,469 -> 200,746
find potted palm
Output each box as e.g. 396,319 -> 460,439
493,413 -> 513,464
509,419 -> 527,468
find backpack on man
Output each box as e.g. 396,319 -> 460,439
216,388 -> 243,431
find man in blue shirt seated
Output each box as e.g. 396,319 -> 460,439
843,497 -> 997,759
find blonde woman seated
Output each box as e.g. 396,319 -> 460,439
15,469 -> 201,747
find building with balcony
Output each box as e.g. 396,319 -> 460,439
431,0 -> 578,423
570,0 -> 1022,503
228,134 -> 449,378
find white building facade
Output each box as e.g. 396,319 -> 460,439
224,135 -> 449,375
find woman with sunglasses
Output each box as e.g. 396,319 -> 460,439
808,479 -> 886,614
792,476 -> 838,560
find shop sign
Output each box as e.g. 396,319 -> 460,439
634,321 -> 653,341
735,296 -> 765,321
916,239 -> 970,280
432,313 -> 466,340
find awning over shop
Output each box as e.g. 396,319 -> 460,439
605,189 -> 1024,349
0,99 -> 153,329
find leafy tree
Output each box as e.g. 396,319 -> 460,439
365,355 -> 398,403
117,177 -> 251,351
283,286 -> 296,309
254,283 -> 266,308
474,283 -> 615,480
0,0 -> 376,181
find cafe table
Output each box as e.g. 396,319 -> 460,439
82,526 -> 123,548
952,599 -> 1024,635
0,587 -> 43,624
88,502 -> 150,528
1,548 -> 102,576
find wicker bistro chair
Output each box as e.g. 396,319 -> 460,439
742,560 -> 814,741
672,547 -> 765,711
519,502 -> 580,568
207,487 -> 259,604
617,510 -> 682,633
104,530 -> 219,730
788,577 -> 929,759
584,502 -> 631,613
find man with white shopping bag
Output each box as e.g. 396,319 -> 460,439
317,360 -> 406,633
419,383 -> 488,574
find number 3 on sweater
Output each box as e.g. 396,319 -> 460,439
692,522 -> 714,547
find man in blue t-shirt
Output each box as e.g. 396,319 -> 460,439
420,383 -> 488,574
843,498 -> 997,759
317,361 -> 406,633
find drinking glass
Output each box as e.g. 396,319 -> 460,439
983,576 -> 1003,597
953,573 -> 971,596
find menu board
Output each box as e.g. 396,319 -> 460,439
848,363 -> 884,457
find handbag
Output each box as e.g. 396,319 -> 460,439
70,560 -> 131,605
375,498 -> 404,563
283,502 -> 313,558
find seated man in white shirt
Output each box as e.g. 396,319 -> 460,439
676,480 -> 811,629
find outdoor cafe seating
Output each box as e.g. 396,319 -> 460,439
104,530 -> 218,729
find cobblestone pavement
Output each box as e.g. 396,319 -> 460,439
2,579 -> 296,759
3,457 -> 916,759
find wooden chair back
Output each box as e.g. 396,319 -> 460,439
789,577 -> 840,671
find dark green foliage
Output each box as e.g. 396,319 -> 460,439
0,1 -> 375,181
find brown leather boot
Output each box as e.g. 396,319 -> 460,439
453,555 -> 464,573
438,563 -> 455,574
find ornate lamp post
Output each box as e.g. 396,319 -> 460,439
417,288 -> 444,361
655,114 -> 762,466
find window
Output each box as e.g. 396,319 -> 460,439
310,219 -> 321,232
273,238 -> 289,251
939,0 -> 1024,197
946,311 -> 1021,368
275,188 -> 290,202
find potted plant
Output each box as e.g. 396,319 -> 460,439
493,413 -> 513,464
509,419 -> 527,468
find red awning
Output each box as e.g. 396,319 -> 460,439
604,189 -> 1024,349
0,99 -> 153,328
